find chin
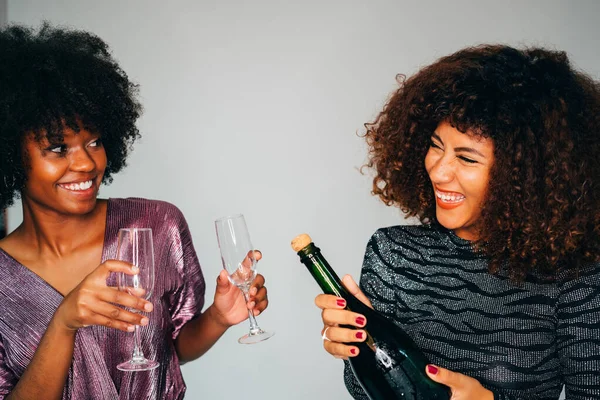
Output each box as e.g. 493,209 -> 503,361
436,212 -> 461,229
65,199 -> 98,215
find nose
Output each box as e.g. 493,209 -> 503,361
428,154 -> 455,184
69,148 -> 95,172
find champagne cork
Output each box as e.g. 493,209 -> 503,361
291,233 -> 312,252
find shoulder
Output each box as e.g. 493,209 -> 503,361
109,197 -> 185,218
362,224 -> 436,268
107,197 -> 189,230
557,261 -> 600,290
367,224 -> 445,248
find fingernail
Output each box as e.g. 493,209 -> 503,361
427,365 -> 438,375
355,317 -> 365,326
140,317 -> 149,326
127,325 -> 135,332
144,303 -> 153,312
350,348 -> 357,355
131,265 -> 139,272
250,287 -> 257,295
336,299 -> 346,307
355,331 -> 364,339
248,301 -> 256,309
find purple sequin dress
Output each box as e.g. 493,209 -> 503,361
0,198 -> 206,399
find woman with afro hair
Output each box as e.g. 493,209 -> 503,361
315,45 -> 600,399
0,23 -> 269,399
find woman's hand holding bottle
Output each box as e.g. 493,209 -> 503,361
314,274 -> 371,359
316,275 -> 493,400
425,366 -> 493,400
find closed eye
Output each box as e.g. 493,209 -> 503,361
429,140 -> 442,150
458,156 -> 477,164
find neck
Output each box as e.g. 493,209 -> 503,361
16,198 -> 107,258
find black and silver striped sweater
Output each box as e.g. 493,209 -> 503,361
344,225 -> 600,400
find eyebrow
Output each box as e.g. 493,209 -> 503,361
431,133 -> 486,158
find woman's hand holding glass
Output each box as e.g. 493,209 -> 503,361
210,255 -> 269,328
53,260 -> 153,333
215,214 -> 273,344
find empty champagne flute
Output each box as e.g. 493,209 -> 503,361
215,214 -> 274,344
116,228 -> 159,371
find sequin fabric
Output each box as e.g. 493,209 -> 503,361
344,225 -> 600,400
0,198 -> 206,399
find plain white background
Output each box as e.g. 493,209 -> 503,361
5,1 -> 600,399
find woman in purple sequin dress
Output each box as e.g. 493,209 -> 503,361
0,24 -> 269,399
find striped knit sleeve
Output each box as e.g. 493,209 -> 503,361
492,390 -> 542,400
556,264 -> 600,399
343,360 -> 369,400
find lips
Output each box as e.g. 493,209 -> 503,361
58,179 -> 94,192
435,189 -> 465,210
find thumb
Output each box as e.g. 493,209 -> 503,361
215,270 -> 232,293
341,274 -> 372,308
426,364 -> 461,390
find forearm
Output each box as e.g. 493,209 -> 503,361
7,318 -> 75,400
174,305 -> 229,363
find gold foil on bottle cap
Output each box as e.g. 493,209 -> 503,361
291,234 -> 312,252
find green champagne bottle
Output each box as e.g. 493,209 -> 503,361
291,234 -> 450,400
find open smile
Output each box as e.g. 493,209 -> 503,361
435,190 -> 465,203
58,179 -> 94,192
435,189 -> 465,209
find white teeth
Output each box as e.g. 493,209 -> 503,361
61,180 -> 93,191
436,191 -> 465,203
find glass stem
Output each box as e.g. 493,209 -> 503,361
132,322 -> 145,362
243,291 -> 260,335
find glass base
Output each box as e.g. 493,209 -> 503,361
117,358 -> 160,372
238,329 -> 275,344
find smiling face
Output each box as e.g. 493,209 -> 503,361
424,121 -> 495,241
21,126 -> 106,217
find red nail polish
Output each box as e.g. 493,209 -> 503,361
337,299 -> 346,307
355,317 -> 365,326
356,331 -> 364,339
350,348 -> 356,355
427,365 -> 439,375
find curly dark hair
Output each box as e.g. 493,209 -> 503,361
0,22 -> 142,209
365,44 -> 600,282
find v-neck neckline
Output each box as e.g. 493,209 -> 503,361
0,199 -> 113,298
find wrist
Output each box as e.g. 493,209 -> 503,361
48,319 -> 78,341
49,309 -> 78,338
205,304 -> 232,330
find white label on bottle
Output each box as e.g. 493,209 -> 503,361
373,343 -> 419,399
375,347 -> 394,369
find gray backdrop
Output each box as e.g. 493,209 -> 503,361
6,1 -> 599,399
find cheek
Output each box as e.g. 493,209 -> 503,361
93,149 -> 108,170
462,170 -> 490,200
27,159 -> 64,183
